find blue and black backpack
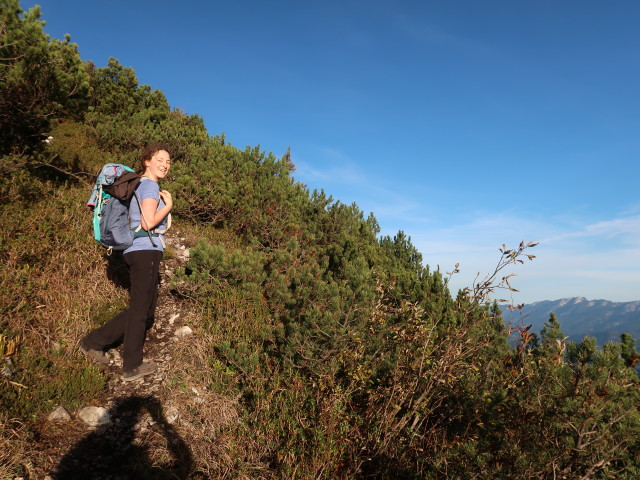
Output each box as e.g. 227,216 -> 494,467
87,163 -> 161,253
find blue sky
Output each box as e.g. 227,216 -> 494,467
36,0 -> 640,303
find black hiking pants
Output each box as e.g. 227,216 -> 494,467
83,249 -> 162,372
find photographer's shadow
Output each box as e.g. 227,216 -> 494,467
54,395 -> 192,480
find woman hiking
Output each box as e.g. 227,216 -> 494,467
81,143 -> 173,381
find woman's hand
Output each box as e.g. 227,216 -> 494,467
159,190 -> 173,209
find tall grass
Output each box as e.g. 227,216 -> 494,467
0,181 -> 115,418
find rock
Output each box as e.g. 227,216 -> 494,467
111,350 -> 122,364
175,325 -> 193,338
165,405 -> 179,424
48,405 -> 71,422
168,313 -> 180,325
78,406 -> 111,427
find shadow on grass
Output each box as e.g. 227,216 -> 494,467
105,251 -> 131,290
53,395 -> 193,480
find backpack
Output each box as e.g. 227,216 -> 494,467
87,163 -> 159,253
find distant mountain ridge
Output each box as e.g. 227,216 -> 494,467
501,297 -> 640,346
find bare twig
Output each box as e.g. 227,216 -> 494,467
32,158 -> 93,181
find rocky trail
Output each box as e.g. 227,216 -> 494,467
29,234 -> 204,480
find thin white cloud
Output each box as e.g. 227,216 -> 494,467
295,153 -> 364,186
620,203 -> 640,216
295,147 -> 436,225
408,210 -> 640,303
542,215 -> 640,246
390,10 -> 497,56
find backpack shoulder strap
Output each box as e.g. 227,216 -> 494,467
132,191 -> 157,248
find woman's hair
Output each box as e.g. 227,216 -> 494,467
137,143 -> 170,174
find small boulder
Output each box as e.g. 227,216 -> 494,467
175,326 -> 193,338
78,406 -> 110,427
48,405 -> 71,423
165,405 -> 179,424
111,350 -> 122,364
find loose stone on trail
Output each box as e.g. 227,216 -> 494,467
165,405 -> 179,424
175,325 -> 193,338
48,405 -> 71,423
78,406 -> 111,427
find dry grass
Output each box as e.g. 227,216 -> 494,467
0,180 -> 264,477
0,183 -> 129,352
0,181 -> 126,475
162,328 -> 249,477
0,414 -> 33,479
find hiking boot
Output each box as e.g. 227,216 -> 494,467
80,343 -> 110,366
122,361 -> 157,382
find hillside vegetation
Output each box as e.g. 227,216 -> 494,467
2,1 -> 639,478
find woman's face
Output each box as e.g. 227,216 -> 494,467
144,150 -> 171,181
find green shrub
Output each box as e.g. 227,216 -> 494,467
1,350 -> 106,419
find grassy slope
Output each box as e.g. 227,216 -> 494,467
0,176 -> 280,477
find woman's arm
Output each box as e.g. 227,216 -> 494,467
139,190 -> 173,230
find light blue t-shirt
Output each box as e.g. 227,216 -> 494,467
124,178 -> 167,253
